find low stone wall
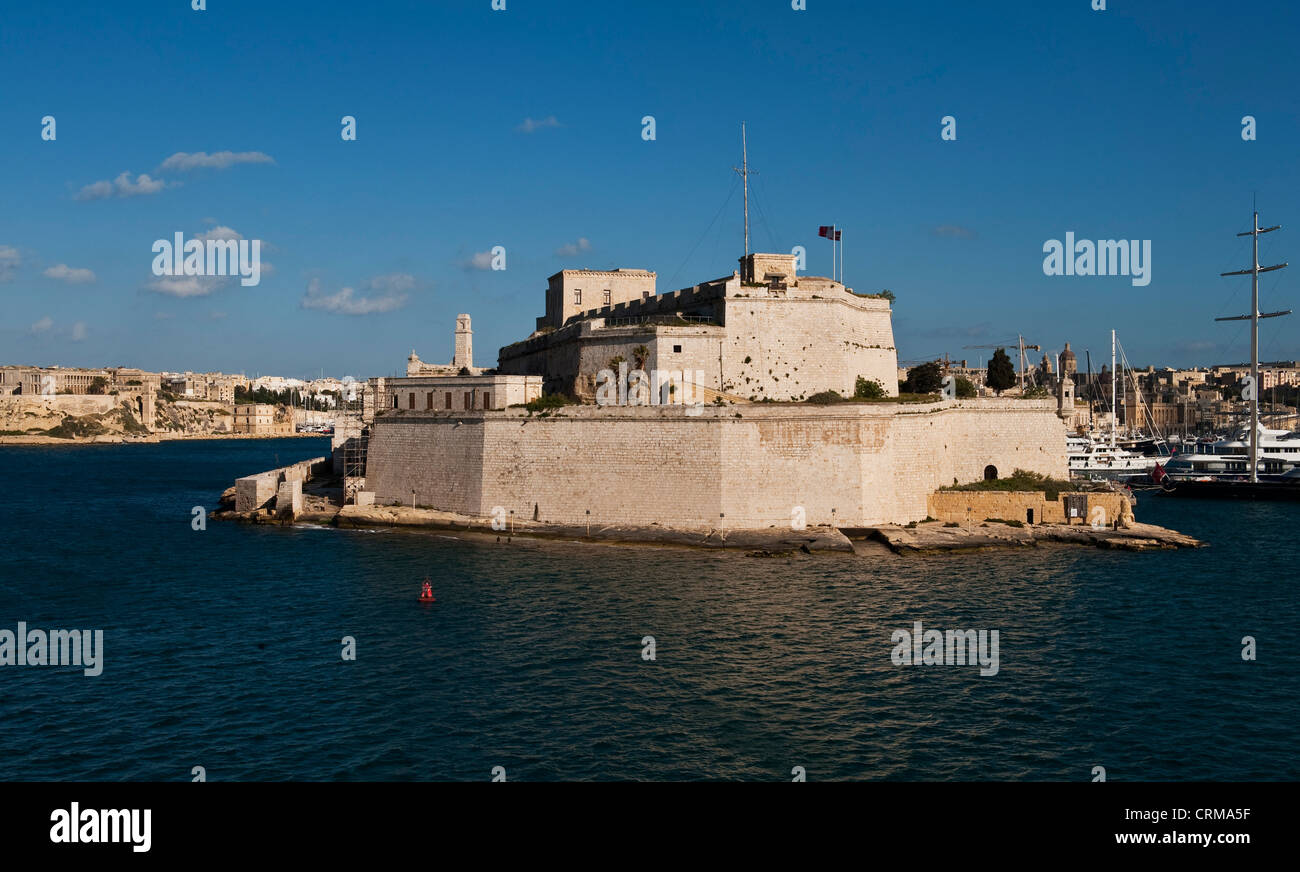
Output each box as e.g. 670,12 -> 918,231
233,456 -> 330,513
926,491 -> 1132,526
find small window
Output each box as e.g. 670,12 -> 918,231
464,392 -> 471,410
603,289 -> 611,306
482,391 -> 491,409
392,394 -> 398,409
673,345 -> 682,353
426,392 -> 433,409
983,465 -> 998,480
445,392 -> 452,409
408,392 -> 415,409
642,291 -> 651,300
574,289 -> 582,305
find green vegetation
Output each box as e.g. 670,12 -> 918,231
987,518 -> 1025,528
901,361 -> 943,394
43,416 -> 107,439
1021,385 -> 1051,399
986,348 -> 1016,395
805,390 -> 846,405
941,468 -> 1076,501
87,376 -> 109,395
854,376 -> 887,399
955,375 -> 977,398
523,393 -> 570,412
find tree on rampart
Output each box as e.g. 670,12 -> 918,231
902,361 -> 942,394
986,348 -> 1016,395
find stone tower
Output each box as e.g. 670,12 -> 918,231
1057,373 -> 1075,420
1058,342 -> 1078,378
453,314 -> 473,369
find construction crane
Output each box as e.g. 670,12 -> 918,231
963,335 -> 1042,392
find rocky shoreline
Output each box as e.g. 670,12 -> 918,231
211,481 -> 1204,554
0,432 -> 323,446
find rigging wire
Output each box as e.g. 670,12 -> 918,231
665,175 -> 739,289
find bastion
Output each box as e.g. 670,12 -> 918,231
363,398 -> 1067,528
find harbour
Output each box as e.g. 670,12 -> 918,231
0,436 -> 1292,782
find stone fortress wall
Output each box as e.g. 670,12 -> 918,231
365,399 -> 1066,528
498,254 -> 898,402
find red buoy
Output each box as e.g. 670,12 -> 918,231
419,578 -> 435,602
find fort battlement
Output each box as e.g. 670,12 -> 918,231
500,256 -> 899,401
364,398 -> 1066,529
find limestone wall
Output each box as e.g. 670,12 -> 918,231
365,399 -> 1066,528
234,456 -> 330,512
721,296 -> 897,400
927,491 -> 1132,526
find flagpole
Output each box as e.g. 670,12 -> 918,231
840,228 -> 844,285
831,225 -> 836,282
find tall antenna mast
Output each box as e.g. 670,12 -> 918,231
1217,209 -> 1289,483
733,123 -> 754,256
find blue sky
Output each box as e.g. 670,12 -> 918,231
2,0 -> 1297,379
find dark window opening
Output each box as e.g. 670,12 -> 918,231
673,345 -> 682,353
983,465 -> 998,480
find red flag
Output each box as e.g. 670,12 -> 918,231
818,225 -> 833,238
1152,461 -> 1165,483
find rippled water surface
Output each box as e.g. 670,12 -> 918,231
0,438 -> 1295,781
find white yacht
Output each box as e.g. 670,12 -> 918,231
1160,424 -> 1300,481
1068,436 -> 1161,481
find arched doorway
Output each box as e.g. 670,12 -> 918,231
983,465 -> 998,480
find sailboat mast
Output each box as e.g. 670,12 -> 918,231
1251,211 -> 1261,481
741,123 -> 750,256
1111,330 -> 1116,451
1218,209 -> 1288,484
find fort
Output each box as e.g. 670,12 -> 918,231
342,250 -> 1071,530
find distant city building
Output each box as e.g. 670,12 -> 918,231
232,403 -> 291,435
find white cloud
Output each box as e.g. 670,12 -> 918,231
43,264 -> 96,284
159,151 -> 275,171
554,237 -> 592,257
76,171 -> 168,201
147,275 -> 225,298
71,321 -> 88,341
931,224 -> 977,240
517,116 -> 561,133
301,274 -> 413,315
195,225 -> 243,241
0,245 -> 20,281
30,316 -> 53,334
145,226 -> 273,294
466,250 -> 494,270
